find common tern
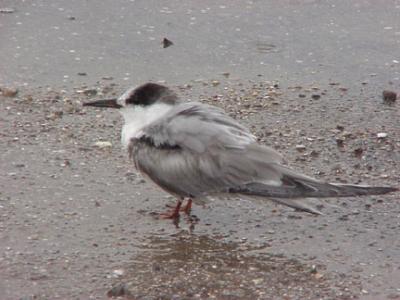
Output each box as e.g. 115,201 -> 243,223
83,83 -> 397,219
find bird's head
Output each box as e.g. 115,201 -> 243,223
83,82 -> 178,111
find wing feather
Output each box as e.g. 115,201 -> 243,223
129,102 -> 284,197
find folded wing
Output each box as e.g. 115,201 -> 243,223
129,102 -> 397,213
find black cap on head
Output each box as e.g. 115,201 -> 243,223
83,82 -> 178,109
125,83 -> 178,106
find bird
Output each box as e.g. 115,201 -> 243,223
83,82 -> 397,220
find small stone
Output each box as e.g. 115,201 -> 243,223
336,125 -> 345,131
112,269 -> 125,277
354,147 -> 363,158
314,272 -> 324,279
46,111 -> 63,120
377,132 -> 388,139
222,72 -> 230,78
83,89 -> 97,97
387,293 -> 400,299
0,87 -> 18,97
211,80 -> 220,87
336,138 -> 344,147
298,94 -> 306,98
60,159 -> 70,167
77,72 -> 87,76
94,141 -> 112,148
353,266 -> 363,272
295,144 -> 306,151
382,90 -> 396,103
0,7 -> 15,13
107,283 -> 130,298
25,95 -> 34,102
310,265 -> 318,274
252,278 -> 264,285
311,94 -> 321,100
162,37 -> 173,48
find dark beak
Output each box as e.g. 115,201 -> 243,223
83,98 -> 122,109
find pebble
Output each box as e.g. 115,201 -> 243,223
46,111 -> 63,120
94,141 -> 112,148
0,87 -> 18,97
377,132 -> 388,139
353,147 -> 363,157
211,80 -> 220,87
0,7 -> 15,13
107,283 -> 130,297
82,89 -> 97,97
112,269 -> 125,277
252,278 -> 264,285
336,125 -> 345,131
295,144 -> 306,151
162,38 -> 173,48
314,272 -> 324,279
336,138 -> 344,147
382,90 -> 396,103
311,94 -> 321,100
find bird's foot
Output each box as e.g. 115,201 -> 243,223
150,200 -> 182,227
156,199 -> 199,230
166,198 -> 192,215
159,200 -> 182,219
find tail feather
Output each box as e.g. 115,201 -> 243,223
269,198 -> 323,215
231,177 -> 397,199
228,170 -> 397,214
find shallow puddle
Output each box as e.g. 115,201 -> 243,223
108,234 -> 360,299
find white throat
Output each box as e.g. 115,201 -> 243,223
120,102 -> 173,148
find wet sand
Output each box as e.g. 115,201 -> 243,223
1,1 -> 399,299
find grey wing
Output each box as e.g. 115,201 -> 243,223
129,102 -> 284,198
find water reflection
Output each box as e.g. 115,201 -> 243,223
108,234 -> 358,299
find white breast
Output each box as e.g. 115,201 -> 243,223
120,103 -> 173,148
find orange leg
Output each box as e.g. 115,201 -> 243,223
160,199 -> 182,220
180,198 -> 192,215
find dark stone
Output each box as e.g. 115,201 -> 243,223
382,90 -> 397,104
